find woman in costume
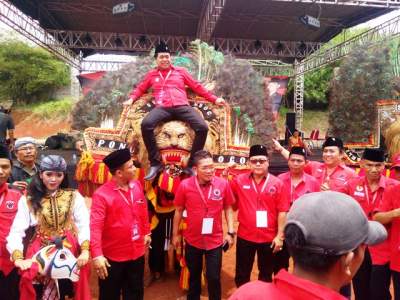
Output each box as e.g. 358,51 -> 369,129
6,155 -> 91,300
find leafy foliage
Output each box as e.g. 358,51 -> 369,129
71,55 -> 154,129
328,43 -> 393,143
0,39 -> 70,104
213,56 -> 276,146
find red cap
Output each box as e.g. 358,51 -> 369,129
391,153 -> 400,169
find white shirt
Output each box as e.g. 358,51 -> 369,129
6,190 -> 90,254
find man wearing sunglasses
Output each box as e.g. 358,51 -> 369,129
230,145 -> 289,287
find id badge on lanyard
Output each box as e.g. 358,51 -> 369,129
256,211 -> 268,228
195,178 -> 214,235
156,70 -> 171,106
252,174 -> 270,228
118,188 -> 140,241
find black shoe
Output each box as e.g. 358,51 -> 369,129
144,165 -> 163,180
182,167 -> 195,177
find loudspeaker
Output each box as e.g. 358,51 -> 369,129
285,112 -> 296,144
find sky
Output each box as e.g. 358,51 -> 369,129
0,7 -> 399,62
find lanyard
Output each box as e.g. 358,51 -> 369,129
251,174 -> 270,210
118,188 -> 134,207
364,184 -> 379,206
251,174 -> 270,194
290,175 -> 303,204
195,177 -> 213,209
0,193 -> 5,207
158,69 -> 172,89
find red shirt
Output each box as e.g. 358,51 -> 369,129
304,161 -> 355,192
0,184 -> 21,275
174,176 -> 234,250
229,269 -> 346,300
129,65 -> 218,107
90,179 -> 151,262
230,172 -> 289,243
377,185 -> 400,271
278,171 -> 320,205
343,175 -> 398,265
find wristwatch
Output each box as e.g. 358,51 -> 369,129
227,231 -> 236,238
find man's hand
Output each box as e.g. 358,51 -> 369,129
15,259 -> 33,271
272,139 -> 283,152
77,250 -> 89,268
224,234 -> 234,247
320,182 -> 330,191
93,256 -> 111,280
215,98 -> 225,106
271,236 -> 284,253
123,98 -> 133,106
12,181 -> 28,191
144,234 -> 152,247
172,234 -> 181,249
392,208 -> 400,218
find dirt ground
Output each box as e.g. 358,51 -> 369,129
11,110 -> 71,138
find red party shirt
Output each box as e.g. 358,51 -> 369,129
229,269 -> 346,300
304,161 -> 355,192
377,185 -> 400,271
343,175 -> 398,265
278,171 -> 320,205
173,176 -> 234,250
129,65 -> 218,107
0,184 -> 21,275
230,172 -> 289,243
90,179 -> 151,262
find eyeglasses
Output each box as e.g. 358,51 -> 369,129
249,159 -> 268,164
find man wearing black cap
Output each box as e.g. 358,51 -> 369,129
90,149 -> 151,300
278,146 -> 320,205
124,42 -> 226,180
230,145 -> 289,287
0,144 -> 21,300
342,148 -> 398,300
229,191 -> 388,300
274,137 -> 355,192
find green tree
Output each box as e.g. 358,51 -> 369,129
0,39 -> 70,104
329,43 -> 393,143
286,27 -> 370,109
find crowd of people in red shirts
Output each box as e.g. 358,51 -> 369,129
1,135 -> 400,300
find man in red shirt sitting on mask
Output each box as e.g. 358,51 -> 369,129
124,42 -> 225,180
229,191 -> 388,300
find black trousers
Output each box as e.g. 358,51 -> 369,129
149,212 -> 174,273
392,270 -> 400,300
0,268 -> 20,300
99,256 -> 144,300
370,263 -> 392,300
235,236 -> 279,287
352,247 -> 372,300
185,243 -> 222,300
141,105 -> 208,166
